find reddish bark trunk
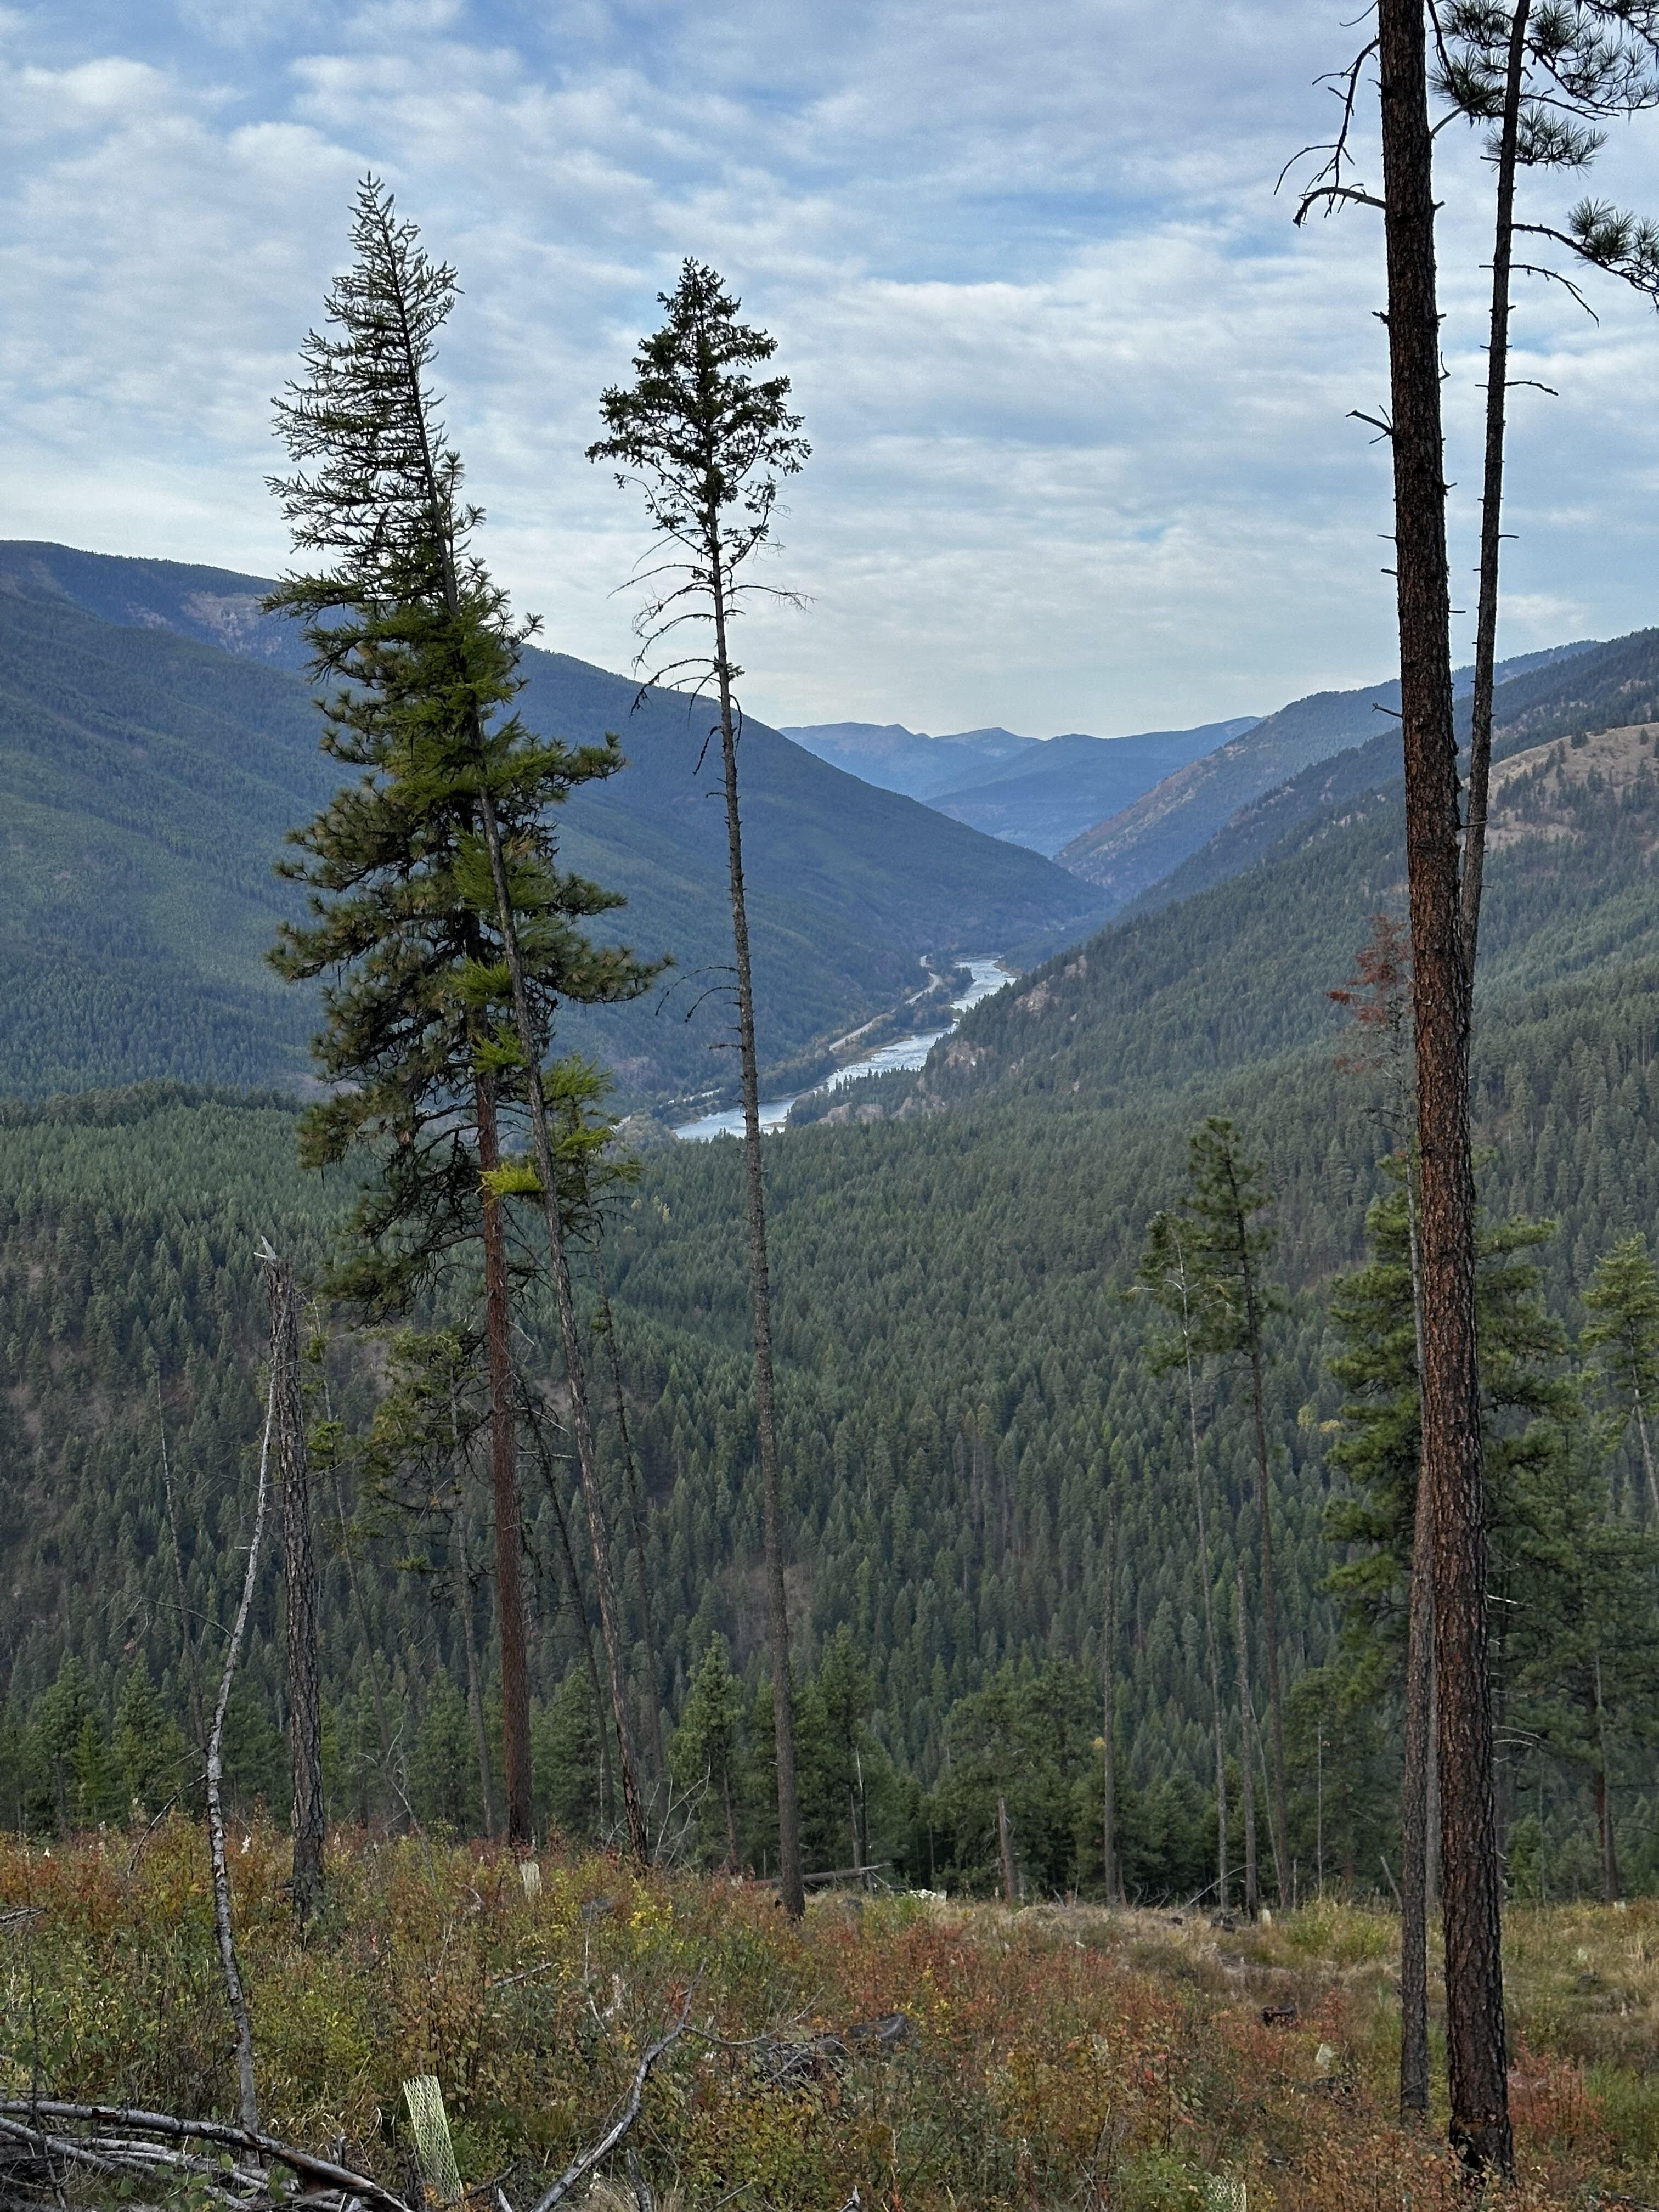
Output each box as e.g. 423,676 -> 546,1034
476,1070 -> 535,1847
1378,0 -> 1511,2173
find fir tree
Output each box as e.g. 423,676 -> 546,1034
670,1638 -> 747,1869
1171,1118 -> 1291,1901
591,261 -> 811,1914
1582,1234 -> 1659,1519
268,178 -> 654,1847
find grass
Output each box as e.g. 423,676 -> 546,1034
4,1824 -> 1658,2209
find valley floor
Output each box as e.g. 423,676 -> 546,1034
2,1824 -> 1655,2209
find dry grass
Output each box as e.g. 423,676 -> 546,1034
3,1825 -> 1657,2209
1487,719 -> 1659,850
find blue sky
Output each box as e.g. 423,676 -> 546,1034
5,0 -> 1658,735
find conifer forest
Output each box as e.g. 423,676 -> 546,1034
9,4 -> 1659,2208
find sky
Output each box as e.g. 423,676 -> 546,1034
5,1 -> 1659,738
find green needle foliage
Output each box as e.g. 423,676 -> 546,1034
266,175 -> 657,1843
267,180 -> 651,1312
1582,1232 -> 1659,1517
1326,1177 -> 1574,1685
591,260 -> 812,1915
1169,1116 -> 1292,1899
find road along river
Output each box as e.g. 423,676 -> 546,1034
673,955 -> 1012,1142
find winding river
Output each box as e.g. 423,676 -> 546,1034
673,955 -> 1013,1142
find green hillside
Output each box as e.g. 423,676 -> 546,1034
1135,626 -> 1659,918
1056,641 -> 1592,910
3,561 -> 1657,1897
0,548 -> 1096,1105
907,652 -> 1659,1119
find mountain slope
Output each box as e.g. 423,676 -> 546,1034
931,719 -> 1257,856
781,720 -> 1042,800
0,539 -> 309,669
913,676 -> 1659,1122
1057,642 -> 1593,910
0,546 -> 1097,1104
1128,627 -> 1659,918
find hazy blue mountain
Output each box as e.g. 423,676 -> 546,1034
0,545 -> 1096,1105
785,714 -> 1259,856
781,720 -> 1042,800
932,719 -> 1257,856
1057,642 -> 1595,909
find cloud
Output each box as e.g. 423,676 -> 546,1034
2,0 -> 1657,733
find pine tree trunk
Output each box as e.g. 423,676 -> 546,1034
1183,1339 -> 1227,1912
268,1256 -> 324,1923
453,1506 -> 495,1842
709,537 -> 804,1921
1400,1525 -> 1434,2115
1595,1660 -> 1621,1903
1102,1508 -> 1118,1904
998,1792 -> 1017,1907
471,690 -> 648,1865
207,1359 -> 274,2138
1378,0 -> 1511,2171
593,1233 -> 667,1784
1236,1561 -> 1259,1919
1458,0 -> 1532,972
475,1070 -> 536,1848
1401,1153 -> 1434,2115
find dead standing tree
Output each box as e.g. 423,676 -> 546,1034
206,1332 -> 276,2137
590,261 -> 812,1918
1291,2 -> 1659,2167
264,1250 -> 325,1923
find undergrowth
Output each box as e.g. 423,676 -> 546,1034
2,1823 -> 1656,2209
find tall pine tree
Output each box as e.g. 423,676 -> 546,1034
268,178 -> 653,1846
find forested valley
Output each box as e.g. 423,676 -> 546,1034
12,6 -> 1659,2202
8,639 -> 1659,1908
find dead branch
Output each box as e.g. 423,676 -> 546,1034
1285,38 -> 1381,223
1510,244 -> 1602,315
518,1995 -> 693,2212
0,2101 -> 409,2212
206,1341 -> 276,2137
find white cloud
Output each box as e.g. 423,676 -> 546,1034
2,0 -> 1657,733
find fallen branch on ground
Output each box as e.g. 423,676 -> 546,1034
0,2100 -> 410,2211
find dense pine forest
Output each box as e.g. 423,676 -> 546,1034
7,746 -> 1659,1906
14,7 -> 1659,2191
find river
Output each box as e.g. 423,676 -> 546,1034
672,954 -> 1013,1141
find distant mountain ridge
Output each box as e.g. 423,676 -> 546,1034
1127,628 -> 1659,919
0,543 -> 1097,1105
896,628 -> 1659,1124
931,720 -> 1258,856
0,539 -> 309,669
782,721 -> 1042,801
1057,642 -> 1595,909
786,714 -> 1259,857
